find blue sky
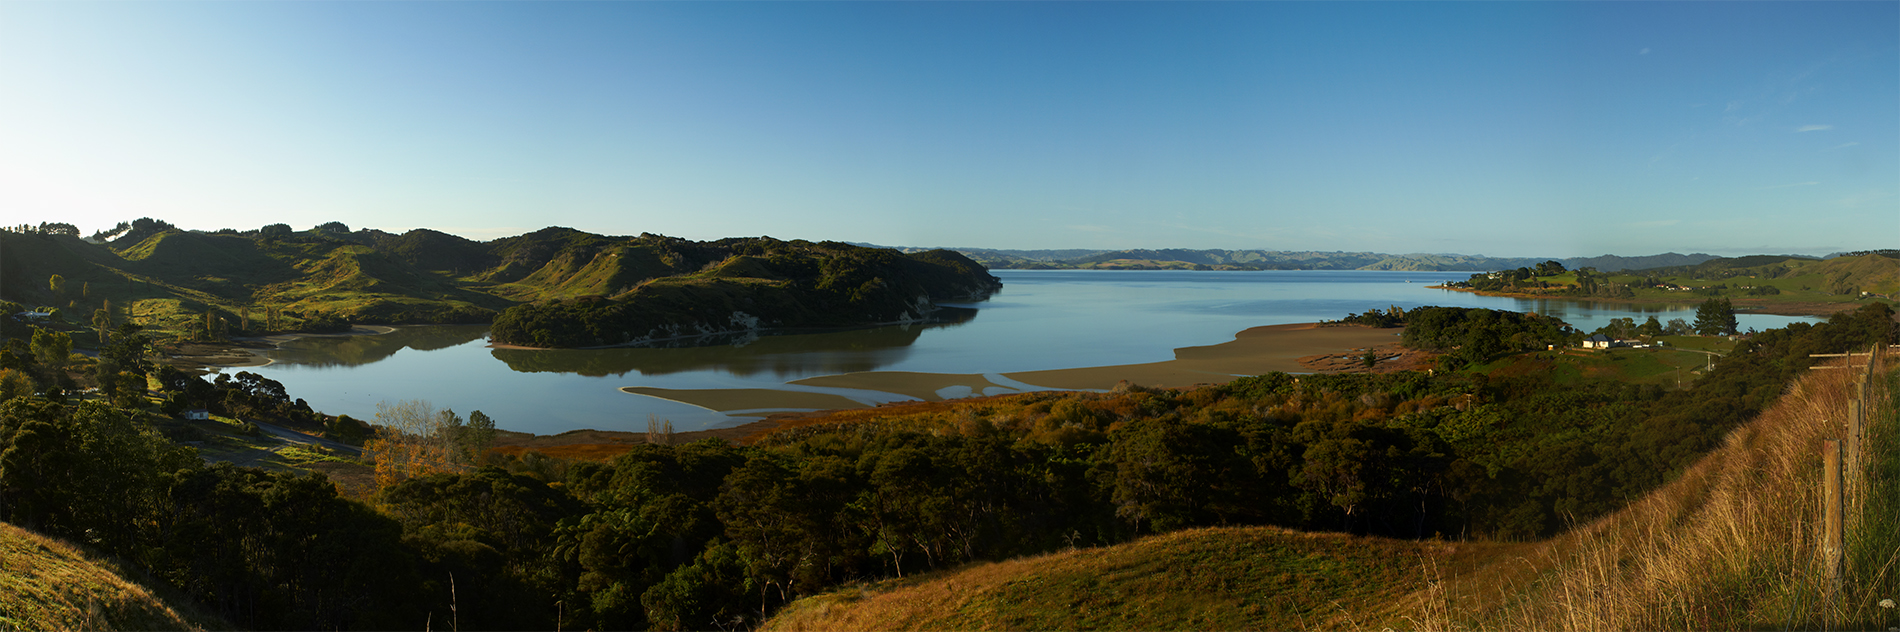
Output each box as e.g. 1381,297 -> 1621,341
2,2 -> 1894,257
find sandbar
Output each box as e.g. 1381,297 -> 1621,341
620,387 -> 867,413
622,323 -> 1404,413
790,371 -> 1021,402
1005,323 -> 1402,390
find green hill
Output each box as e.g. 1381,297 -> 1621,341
369,228 -> 497,275
0,521 -> 212,631
0,223 -> 999,345
488,238 -> 1002,347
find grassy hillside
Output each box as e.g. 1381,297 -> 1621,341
0,521 -> 212,631
764,526 -> 1513,632
1,224 -> 997,348
762,350 -> 1900,631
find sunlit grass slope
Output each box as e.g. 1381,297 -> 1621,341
763,526 -> 1514,632
0,521 -> 213,631
763,355 -> 1899,631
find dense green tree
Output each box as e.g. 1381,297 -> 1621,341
1638,315 -> 1664,338
1101,417 -> 1243,533
155,463 -> 425,630
457,410 -> 498,463
1693,297 -> 1738,336
29,327 -> 71,374
0,398 -> 193,550
101,323 -> 153,377
715,454 -> 824,616
0,369 -> 31,403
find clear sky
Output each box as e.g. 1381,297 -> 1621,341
2,2 -> 1894,257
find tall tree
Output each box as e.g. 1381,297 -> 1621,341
92,309 -> 112,345
463,410 -> 498,463
102,324 -> 153,378
1693,297 -> 1738,336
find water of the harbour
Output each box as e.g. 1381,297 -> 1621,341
231,270 -> 1822,434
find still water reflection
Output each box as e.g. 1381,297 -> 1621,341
232,270 -> 1820,435
490,307 -> 976,378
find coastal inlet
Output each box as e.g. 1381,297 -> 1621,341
224,269 -> 1819,435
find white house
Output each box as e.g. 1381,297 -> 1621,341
1584,334 -> 1613,349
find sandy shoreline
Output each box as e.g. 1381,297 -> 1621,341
617,323 -> 1406,415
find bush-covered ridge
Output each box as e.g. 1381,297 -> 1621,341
488,238 -> 1001,348
0,223 -> 1000,346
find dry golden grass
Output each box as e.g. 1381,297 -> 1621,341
0,521 -> 211,631
759,351 -> 1900,632
1413,350 -> 1899,631
764,526 -> 1515,632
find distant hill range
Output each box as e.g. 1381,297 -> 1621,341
865,244 -> 1727,273
1,221 -> 999,348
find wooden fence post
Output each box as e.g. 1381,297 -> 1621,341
1823,438 -> 1843,605
1848,398 -> 1862,490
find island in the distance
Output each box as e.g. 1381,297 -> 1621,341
488,236 -> 1002,348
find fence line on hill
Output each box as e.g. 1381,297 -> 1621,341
1812,341 -> 1888,621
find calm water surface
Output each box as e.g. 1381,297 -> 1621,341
233,270 -> 1819,434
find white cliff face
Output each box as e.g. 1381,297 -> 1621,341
879,294 -> 939,325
